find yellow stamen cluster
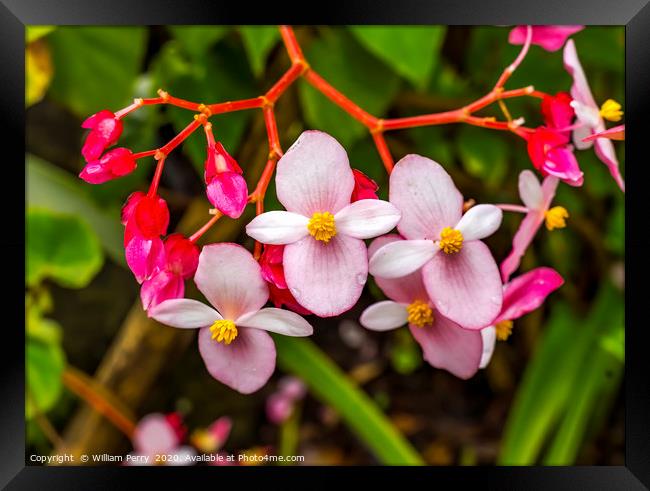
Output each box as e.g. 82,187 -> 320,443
544,206 -> 569,231
495,320 -> 513,341
599,99 -> 623,122
438,227 -> 464,254
210,319 -> 238,345
406,300 -> 434,328
307,211 -> 337,243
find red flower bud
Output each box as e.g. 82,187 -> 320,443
81,110 -> 123,162
79,147 -> 136,184
541,92 -> 575,131
351,169 -> 379,202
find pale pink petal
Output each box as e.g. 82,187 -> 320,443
359,301 -> 408,331
409,315 -> 482,379
455,204 -> 502,241
198,325 -> 276,394
496,267 -> 564,323
133,413 -> 179,455
583,124 -> 625,142
368,239 -> 438,279
541,176 -> 560,209
424,241 -> 502,329
594,137 -> 625,192
334,199 -> 401,239
194,243 -> 269,320
149,298 -> 221,329
563,39 -> 598,111
125,236 -> 165,284
245,211 -> 310,245
572,120 -> 594,150
140,271 -> 185,311
283,234 -> 367,317
389,154 -> 463,240
479,326 -> 497,369
236,307 -> 313,337
510,25 -> 584,52
500,212 -> 544,283
206,172 -> 248,219
518,170 -> 544,210
275,130 -> 354,215
368,235 -> 430,303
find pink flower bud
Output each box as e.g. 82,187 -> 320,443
527,127 -> 583,187
541,92 -> 575,132
351,169 -> 379,202
79,147 -> 136,184
260,245 -> 312,315
81,110 -> 123,162
163,234 -> 200,279
206,172 -> 248,219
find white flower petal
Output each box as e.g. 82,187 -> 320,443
479,326 -> 497,369
149,299 -> 221,329
245,211 -> 309,245
359,301 -> 408,331
369,239 -> 438,279
518,170 -> 543,211
334,199 -> 401,239
455,204 -> 502,241
236,308 -> 313,337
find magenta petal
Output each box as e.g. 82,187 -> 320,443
125,236 -> 165,284
206,172 -> 249,218
423,241 -> 502,329
79,162 -> 114,184
496,267 -> 564,323
545,147 -> 584,187
510,25 -> 584,52
594,137 -> 625,192
409,316 -> 482,379
283,234 -> 368,317
141,271 -> 185,311
500,212 -> 544,283
198,326 -> 276,394
368,235 -> 429,304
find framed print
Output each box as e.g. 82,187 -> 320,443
3,0 -> 650,488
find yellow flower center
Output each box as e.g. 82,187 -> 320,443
544,206 -> 569,231
438,227 -> 464,254
190,429 -> 219,453
210,319 -> 238,345
495,320 -> 513,341
406,300 -> 434,328
599,99 -> 623,122
307,211 -> 337,244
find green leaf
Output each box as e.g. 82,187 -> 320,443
27,207 -> 104,289
48,27 -> 146,116
168,26 -> 230,59
239,26 -> 281,77
456,126 -> 509,188
298,30 -> 400,148
274,335 -> 424,465
349,26 -> 446,90
27,155 -> 125,265
26,323 -> 66,420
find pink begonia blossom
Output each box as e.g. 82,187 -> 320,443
527,127 -> 584,187
362,235 -> 483,379
121,192 -> 169,283
79,147 -> 136,184
128,413 -> 196,466
204,138 -> 248,219
369,155 -> 503,329
480,267 -> 564,368
564,39 -> 625,191
141,234 -> 199,311
500,170 -> 565,282
266,376 -> 307,424
351,169 -> 379,201
583,124 -> 625,143
246,131 -> 401,317
81,110 -> 123,162
150,243 -> 313,394
509,25 -> 584,52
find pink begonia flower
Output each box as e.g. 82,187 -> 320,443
564,39 -> 625,191
150,243 -> 313,394
259,244 -> 312,315
362,235 -> 483,379
541,92 -> 575,135
81,110 -> 123,162
480,267 -> 564,368
204,139 -> 248,219
500,170 -> 567,282
79,147 -> 136,184
128,413 -> 196,466
369,155 -> 503,330
351,169 -> 379,202
245,131 -> 401,317
583,124 -> 625,143
191,416 -> 232,454
266,376 -> 307,424
527,127 -> 584,187
121,192 -> 169,283
141,234 -> 200,311
509,25 -> 583,52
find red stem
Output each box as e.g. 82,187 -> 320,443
372,132 -> 394,173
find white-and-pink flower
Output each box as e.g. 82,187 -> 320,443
361,235 -> 483,379
127,413 -> 195,466
369,155 -> 503,329
246,130 -> 401,317
149,243 -> 313,394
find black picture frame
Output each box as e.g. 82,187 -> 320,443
4,0 -> 649,488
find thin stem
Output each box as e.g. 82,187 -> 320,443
207,97 -> 265,115
266,63 -> 305,103
147,155 -> 166,197
279,25 -> 306,64
159,118 -> 202,156
132,149 -> 158,160
189,211 -> 224,243
497,204 -> 530,214
263,106 -> 283,160
494,25 -> 533,89
114,100 -> 143,119
372,132 -> 395,173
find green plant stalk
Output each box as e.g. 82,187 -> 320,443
273,335 -> 424,465
278,403 -> 301,465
